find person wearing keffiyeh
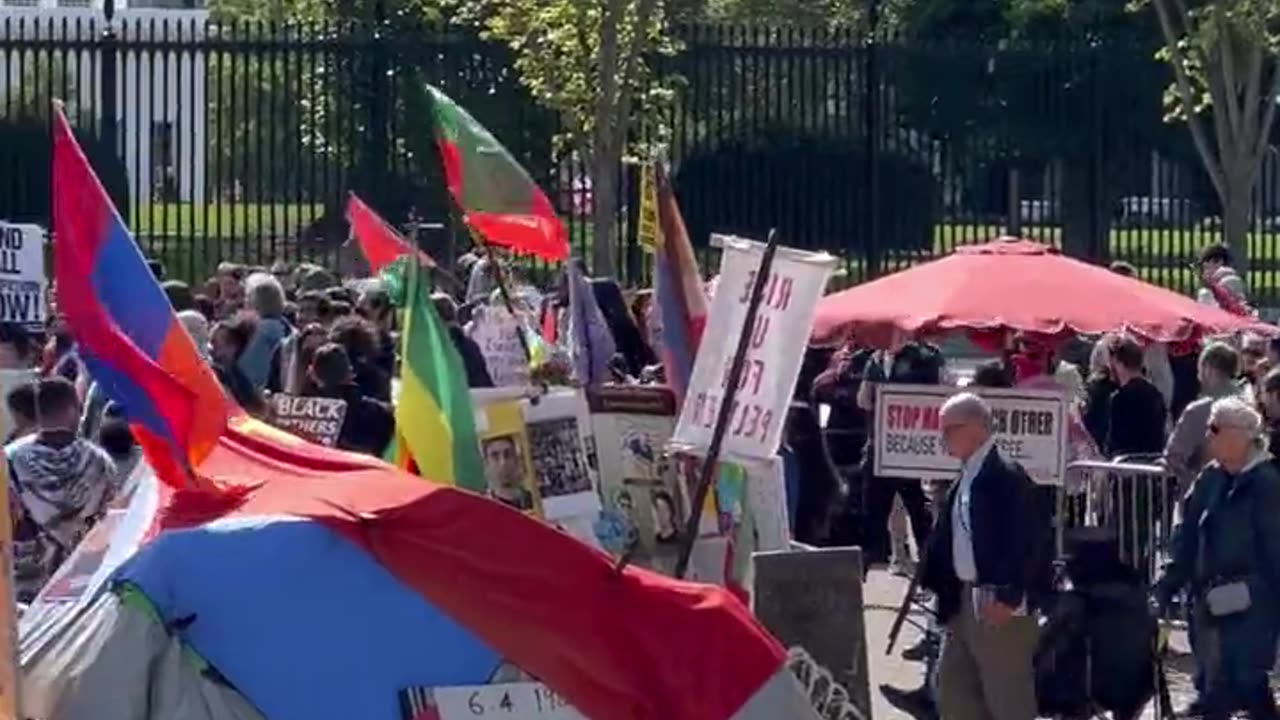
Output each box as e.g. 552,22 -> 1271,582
6,377 -> 118,602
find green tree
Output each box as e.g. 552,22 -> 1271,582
449,0 -> 675,274
1131,0 -> 1280,264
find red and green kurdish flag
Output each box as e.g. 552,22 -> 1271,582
428,84 -> 569,262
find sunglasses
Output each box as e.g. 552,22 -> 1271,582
1208,423 -> 1246,436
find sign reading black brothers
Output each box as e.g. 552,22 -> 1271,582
270,394 -> 348,447
0,223 -> 46,328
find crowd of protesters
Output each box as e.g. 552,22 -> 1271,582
807,242 -> 1280,720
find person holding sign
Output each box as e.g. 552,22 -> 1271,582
922,393 -> 1052,720
304,343 -> 393,456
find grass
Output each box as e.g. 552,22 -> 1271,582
123,204 -> 1280,302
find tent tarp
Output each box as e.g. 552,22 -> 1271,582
23,589 -> 264,720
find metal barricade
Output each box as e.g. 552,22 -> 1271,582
1060,458 -> 1182,584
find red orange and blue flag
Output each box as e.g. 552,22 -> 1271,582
51,105 -> 227,489
653,161 -> 708,405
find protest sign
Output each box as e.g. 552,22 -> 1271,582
671,235 -> 836,462
588,386 -> 678,559
471,390 -> 541,516
0,223 -> 45,328
521,389 -> 599,521
872,384 -> 1068,484
469,306 -> 531,388
269,394 -> 348,447
400,681 -> 584,720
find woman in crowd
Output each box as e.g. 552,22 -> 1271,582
1082,337 -> 1118,451
1153,397 -> 1280,720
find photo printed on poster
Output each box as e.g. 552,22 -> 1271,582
522,389 -> 599,520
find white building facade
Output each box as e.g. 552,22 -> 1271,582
0,0 -> 210,205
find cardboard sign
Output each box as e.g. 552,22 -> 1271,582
671,235 -> 836,462
468,307 -> 531,388
270,394 -> 348,447
0,223 -> 45,328
872,384 -> 1068,484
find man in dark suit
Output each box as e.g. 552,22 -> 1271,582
921,392 -> 1053,720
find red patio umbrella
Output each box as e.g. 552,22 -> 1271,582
811,238 -> 1271,347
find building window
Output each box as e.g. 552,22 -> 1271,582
2,0 -> 41,8
127,0 -> 203,7
57,0 -> 91,6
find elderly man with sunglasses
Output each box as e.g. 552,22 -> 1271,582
920,392 -> 1054,720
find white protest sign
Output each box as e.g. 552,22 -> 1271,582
432,682 -> 584,720
671,235 -> 836,462
269,394 -> 348,447
872,384 -> 1068,484
469,306 -> 531,388
0,223 -> 45,328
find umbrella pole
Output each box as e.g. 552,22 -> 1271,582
671,229 -> 781,580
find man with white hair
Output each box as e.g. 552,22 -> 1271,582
921,392 -> 1053,720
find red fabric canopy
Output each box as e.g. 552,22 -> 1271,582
811,238 -> 1272,347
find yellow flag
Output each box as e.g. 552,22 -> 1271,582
637,161 -> 660,254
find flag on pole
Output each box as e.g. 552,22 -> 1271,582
653,161 -> 708,405
428,84 -> 569,262
566,261 -> 617,387
346,193 -> 437,274
380,256 -> 485,491
51,104 -> 226,491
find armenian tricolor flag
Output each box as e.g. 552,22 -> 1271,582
51,105 -> 227,490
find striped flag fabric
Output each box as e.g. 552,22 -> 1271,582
347,193 -> 437,274
50,104 -> 227,491
429,84 -> 568,262
653,161 -> 708,404
565,260 -> 616,387
380,256 -> 486,491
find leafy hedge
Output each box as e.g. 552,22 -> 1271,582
672,128 -> 938,253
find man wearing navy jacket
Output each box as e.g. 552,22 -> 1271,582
921,392 -> 1053,720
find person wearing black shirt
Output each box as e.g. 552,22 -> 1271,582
1106,334 -> 1168,457
1104,334 -> 1167,578
306,343 -> 395,457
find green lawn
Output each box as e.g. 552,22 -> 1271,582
123,205 -> 1280,302
131,202 -> 326,238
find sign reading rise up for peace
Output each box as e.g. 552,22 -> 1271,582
0,222 -> 45,329
671,235 -> 836,462
270,394 -> 348,447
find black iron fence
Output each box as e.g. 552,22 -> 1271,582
3,12 -> 1280,301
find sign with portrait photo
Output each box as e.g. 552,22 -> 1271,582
521,389 -> 598,521
872,383 -> 1068,484
588,386 -> 679,562
472,393 -> 541,516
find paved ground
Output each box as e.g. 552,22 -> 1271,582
862,569 -> 1197,720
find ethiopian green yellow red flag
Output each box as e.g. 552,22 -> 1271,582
381,256 -> 485,491
428,83 -> 568,261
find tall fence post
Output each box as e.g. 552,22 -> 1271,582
99,0 -> 119,155
863,0 -> 881,280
